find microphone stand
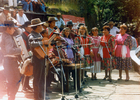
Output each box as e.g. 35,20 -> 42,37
38,43 -> 60,100
55,45 -> 66,100
60,36 -> 84,99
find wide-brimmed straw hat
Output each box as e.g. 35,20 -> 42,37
43,22 -> 49,27
29,18 -> 45,27
48,17 -> 57,22
108,21 -> 115,25
2,6 -> 10,11
57,12 -> 61,16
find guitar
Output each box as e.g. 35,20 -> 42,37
33,34 -> 59,59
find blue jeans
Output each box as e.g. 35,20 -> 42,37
40,4 -> 46,12
21,1 -> 33,11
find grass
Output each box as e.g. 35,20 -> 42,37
46,2 -> 79,12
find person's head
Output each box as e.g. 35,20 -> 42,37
48,17 -> 57,28
10,9 -> 16,18
4,21 -> 16,35
90,27 -> 98,36
120,24 -> 127,35
29,18 -> 44,33
42,22 -> 49,29
62,27 -> 71,38
54,38 -> 64,47
18,9 -> 24,17
77,23 -> 84,30
67,21 -> 73,30
21,21 -> 33,33
3,6 -> 10,16
78,25 -> 88,36
108,21 -> 115,29
56,12 -> 61,19
40,30 -> 48,38
103,26 -> 110,36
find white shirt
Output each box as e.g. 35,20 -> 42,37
55,17 -> 65,28
110,26 -> 120,36
16,13 -> 29,25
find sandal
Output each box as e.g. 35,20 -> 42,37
117,77 -> 122,80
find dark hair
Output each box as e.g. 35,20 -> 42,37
32,26 -> 37,30
40,30 -> 47,35
103,26 -> 110,32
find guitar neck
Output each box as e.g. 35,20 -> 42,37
48,34 -> 56,44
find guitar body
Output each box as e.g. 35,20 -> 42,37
34,37 -> 53,59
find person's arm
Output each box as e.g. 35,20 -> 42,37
41,0 -> 45,4
61,18 -> 65,26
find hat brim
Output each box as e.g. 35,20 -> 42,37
48,20 -> 58,22
29,22 -> 45,27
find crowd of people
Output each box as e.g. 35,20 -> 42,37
0,5 -> 138,100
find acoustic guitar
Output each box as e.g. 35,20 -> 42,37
33,34 -> 58,59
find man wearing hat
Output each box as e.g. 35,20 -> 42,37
0,6 -> 18,25
55,12 -> 65,32
20,21 -> 33,92
28,18 -> 50,100
1,21 -> 22,100
67,21 -> 76,40
47,17 -> 59,38
108,21 -> 120,36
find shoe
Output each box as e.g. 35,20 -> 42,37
125,77 -> 129,81
117,78 -> 122,80
107,79 -> 112,82
103,77 -> 107,80
26,10 -> 30,13
30,11 -> 34,13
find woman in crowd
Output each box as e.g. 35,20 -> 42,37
100,26 -> 116,82
115,25 -> 132,81
90,27 -> 101,80
74,25 -> 91,77
62,27 -> 74,62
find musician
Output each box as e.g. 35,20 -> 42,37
20,21 -> 33,92
47,17 -> 59,38
1,21 -> 22,100
28,18 -> 48,100
90,27 -> 101,80
74,25 -> 91,77
100,26 -> 116,82
48,38 -> 72,79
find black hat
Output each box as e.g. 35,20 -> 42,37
20,21 -> 31,28
67,21 -> 73,26
77,23 -> 84,29
4,21 -> 17,27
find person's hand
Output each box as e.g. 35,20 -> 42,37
97,54 -> 100,57
43,40 -> 48,45
90,52 -> 94,57
112,51 -> 115,56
